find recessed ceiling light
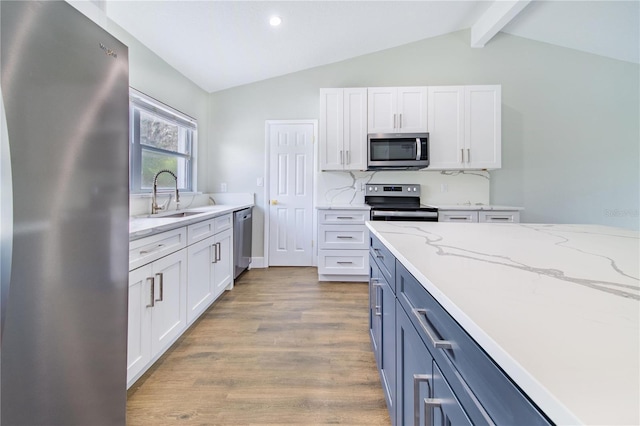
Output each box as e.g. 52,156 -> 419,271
269,16 -> 282,27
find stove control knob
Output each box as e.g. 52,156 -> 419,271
374,187 -> 378,191
368,187 -> 372,191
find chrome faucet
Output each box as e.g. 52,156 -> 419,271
151,170 -> 180,214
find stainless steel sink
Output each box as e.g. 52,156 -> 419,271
149,211 -> 203,219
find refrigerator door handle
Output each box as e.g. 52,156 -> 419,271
1,88 -> 14,342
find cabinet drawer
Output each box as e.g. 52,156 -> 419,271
318,209 -> 368,224
318,224 -> 368,250
395,262 -> 550,425
478,211 -> 520,223
318,249 -> 368,275
187,218 -> 216,245
129,227 -> 187,270
439,210 -> 478,222
214,213 -> 232,233
370,234 -> 395,288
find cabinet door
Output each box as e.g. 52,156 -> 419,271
397,87 -> 428,133
368,87 -> 396,133
396,305 -> 434,426
381,278 -> 397,424
431,362 -> 473,426
369,255 -> 382,367
465,85 -> 501,169
343,88 -> 367,170
187,236 -> 216,324
127,264 -> 153,385
150,249 -> 187,357
427,86 -> 465,169
319,88 -> 344,170
212,228 -> 233,299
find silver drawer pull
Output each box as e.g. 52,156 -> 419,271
337,236 -> 353,239
490,217 -> 510,221
424,397 -> 443,426
146,277 -> 155,308
413,374 -> 432,426
336,216 -> 354,220
449,217 -> 469,220
140,243 -> 165,255
412,308 -> 452,350
337,261 -> 353,265
155,273 -> 164,302
373,248 -> 384,259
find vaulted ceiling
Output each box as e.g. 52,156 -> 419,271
101,1 -> 639,93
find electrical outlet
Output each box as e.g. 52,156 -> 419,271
220,182 -> 227,193
257,177 -> 264,187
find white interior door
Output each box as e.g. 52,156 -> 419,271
267,122 -> 314,266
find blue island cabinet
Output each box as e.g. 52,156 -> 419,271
369,233 -> 552,426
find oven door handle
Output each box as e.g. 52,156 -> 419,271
371,210 -> 438,219
416,138 -> 421,160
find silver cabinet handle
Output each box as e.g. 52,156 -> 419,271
449,217 -> 470,221
346,150 -> 350,165
373,248 -> 384,259
340,150 -> 344,165
337,236 -> 353,239
467,148 -> 470,163
413,374 -> 432,426
489,217 -> 510,221
337,261 -> 353,264
212,243 -> 218,264
216,242 -> 221,261
424,397 -> 443,426
460,148 -> 464,163
155,273 -> 164,302
140,243 -> 164,255
399,113 -> 403,129
412,308 -> 452,350
371,279 -> 383,316
146,277 -> 155,308
336,216 -> 353,220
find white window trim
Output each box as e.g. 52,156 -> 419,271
129,88 -> 198,194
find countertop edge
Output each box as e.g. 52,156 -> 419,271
129,203 -> 254,241
315,204 -> 371,210
365,222 -> 582,426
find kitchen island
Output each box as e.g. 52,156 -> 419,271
366,221 -> 639,425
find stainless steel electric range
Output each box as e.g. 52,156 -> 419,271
364,184 -> 438,221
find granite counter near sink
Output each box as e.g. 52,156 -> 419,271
129,203 -> 253,240
366,221 -> 639,425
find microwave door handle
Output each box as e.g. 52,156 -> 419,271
416,138 -> 421,160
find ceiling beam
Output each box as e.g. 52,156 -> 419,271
471,0 -> 531,48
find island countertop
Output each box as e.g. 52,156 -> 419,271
365,221 -> 639,426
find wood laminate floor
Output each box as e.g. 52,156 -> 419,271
127,267 -> 390,425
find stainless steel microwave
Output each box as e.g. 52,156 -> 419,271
367,133 -> 429,170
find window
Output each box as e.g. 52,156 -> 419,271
129,89 -> 197,193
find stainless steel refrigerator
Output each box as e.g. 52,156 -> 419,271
1,1 -> 129,424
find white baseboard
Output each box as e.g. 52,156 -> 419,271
250,257 -> 266,268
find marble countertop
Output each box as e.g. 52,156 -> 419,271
315,204 -> 370,210
366,221 -> 639,426
428,204 -> 524,211
129,203 -> 253,241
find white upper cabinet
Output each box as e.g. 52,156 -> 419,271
368,87 -> 427,134
428,85 -> 501,170
319,88 -> 367,171
465,85 -> 501,169
427,86 -> 465,169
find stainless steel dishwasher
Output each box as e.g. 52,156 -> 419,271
234,207 -> 253,278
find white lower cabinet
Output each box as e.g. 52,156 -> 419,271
128,212 -> 236,388
127,248 -> 187,385
439,210 -> 520,223
317,208 -> 369,281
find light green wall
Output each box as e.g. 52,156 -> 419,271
209,29 -> 639,257
105,21 -> 211,193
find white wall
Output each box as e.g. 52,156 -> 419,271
209,29 -> 639,257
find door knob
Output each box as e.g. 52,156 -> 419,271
271,199 -> 278,205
